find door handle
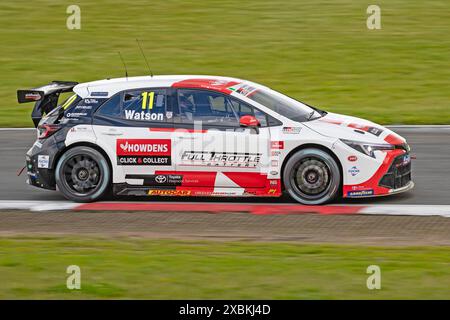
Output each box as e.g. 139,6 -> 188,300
101,129 -> 123,136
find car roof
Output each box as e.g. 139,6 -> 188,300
73,75 -> 249,98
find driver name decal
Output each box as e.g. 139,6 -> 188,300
116,139 -> 171,165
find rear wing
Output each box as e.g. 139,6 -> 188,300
17,81 -> 78,127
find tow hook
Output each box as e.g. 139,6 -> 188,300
17,166 -> 26,176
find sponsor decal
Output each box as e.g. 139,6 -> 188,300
351,185 -> 367,191
271,160 -> 279,167
84,98 -> 98,104
348,123 -> 384,137
269,180 -> 278,186
148,189 -> 191,196
91,92 -> 108,97
37,155 -> 50,168
399,154 -> 411,166
348,155 -> 358,162
66,112 -> 87,118
125,174 -> 184,186
271,150 -> 281,156
155,175 -> 167,183
74,105 -> 93,110
234,84 -> 257,96
33,141 -> 43,149
347,189 -> 374,197
116,139 -> 171,166
271,141 -> 284,150
348,166 -> 360,176
282,127 -> 302,134
124,110 -> 164,121
181,151 -> 261,168
25,92 -> 42,101
367,127 -> 383,136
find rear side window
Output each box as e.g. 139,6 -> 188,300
95,89 -> 169,123
122,89 -> 167,122
96,94 -> 121,118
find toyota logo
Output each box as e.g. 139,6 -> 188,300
155,175 -> 167,183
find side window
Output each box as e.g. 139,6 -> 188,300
177,89 -> 238,126
96,94 -> 121,118
122,89 -> 167,122
229,98 -> 268,127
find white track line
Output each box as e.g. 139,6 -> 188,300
0,200 -> 449,217
0,201 -> 77,211
360,205 -> 450,218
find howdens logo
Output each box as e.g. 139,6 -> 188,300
116,139 -> 171,155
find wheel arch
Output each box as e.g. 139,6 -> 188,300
54,142 -> 113,178
280,143 -> 343,193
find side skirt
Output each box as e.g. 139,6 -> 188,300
112,183 -> 282,198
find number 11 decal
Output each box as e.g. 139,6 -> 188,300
141,91 -> 155,110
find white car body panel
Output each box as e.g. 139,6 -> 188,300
49,75 -> 413,200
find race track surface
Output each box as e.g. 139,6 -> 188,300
0,210 -> 448,245
1,128 -> 449,204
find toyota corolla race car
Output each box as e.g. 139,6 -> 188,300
17,75 -> 413,204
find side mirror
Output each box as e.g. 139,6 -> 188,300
239,115 -> 260,134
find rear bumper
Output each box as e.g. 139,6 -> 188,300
26,154 -> 56,190
25,137 -> 62,190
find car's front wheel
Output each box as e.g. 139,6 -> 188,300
55,146 -> 111,202
283,148 -> 341,205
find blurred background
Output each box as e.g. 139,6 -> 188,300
0,0 -> 449,300
0,0 -> 449,127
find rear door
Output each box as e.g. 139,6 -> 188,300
93,88 -> 177,189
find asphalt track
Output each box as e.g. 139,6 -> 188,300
1,127 -> 449,205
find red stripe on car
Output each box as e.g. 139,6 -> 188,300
384,133 -> 405,145
171,79 -> 240,94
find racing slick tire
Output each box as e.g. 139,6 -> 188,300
55,146 -> 111,202
283,148 -> 341,205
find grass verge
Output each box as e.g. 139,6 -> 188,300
0,236 -> 449,299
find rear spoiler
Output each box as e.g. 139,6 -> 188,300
17,81 -> 78,127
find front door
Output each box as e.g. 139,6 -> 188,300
171,89 -> 271,195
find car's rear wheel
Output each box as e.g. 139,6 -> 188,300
283,148 -> 341,205
55,146 -> 110,202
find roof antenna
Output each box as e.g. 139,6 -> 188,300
136,39 -> 153,77
118,51 -> 129,80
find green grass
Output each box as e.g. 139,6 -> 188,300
0,237 -> 449,299
0,0 -> 449,127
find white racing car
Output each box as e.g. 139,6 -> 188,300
18,75 -> 413,204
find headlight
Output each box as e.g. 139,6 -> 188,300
340,139 -> 395,158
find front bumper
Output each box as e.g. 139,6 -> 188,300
345,181 -> 414,198
344,149 -> 414,198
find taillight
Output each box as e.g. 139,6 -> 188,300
38,124 -> 61,139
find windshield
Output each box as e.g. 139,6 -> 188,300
236,84 -> 324,122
